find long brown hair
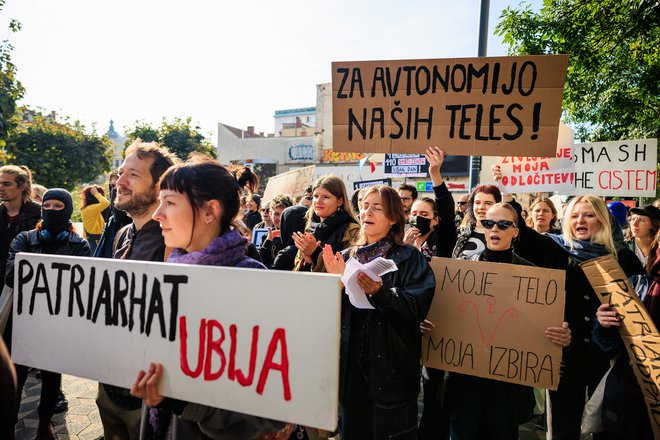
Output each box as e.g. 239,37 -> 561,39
305,175 -> 355,227
460,184 -> 502,228
352,185 -> 405,248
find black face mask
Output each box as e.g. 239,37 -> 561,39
41,209 -> 71,232
409,215 -> 432,235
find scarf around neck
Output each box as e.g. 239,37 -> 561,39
354,237 -> 394,264
168,228 -> 264,269
546,233 -> 611,263
309,210 -> 355,244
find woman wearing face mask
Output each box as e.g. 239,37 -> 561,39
129,156 -> 289,439
293,175 -> 359,273
404,147 -> 457,261
4,188 -> 91,440
322,185 -> 436,440
527,197 -> 560,234
445,203 -> 570,439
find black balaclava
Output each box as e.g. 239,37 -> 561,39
41,188 -> 73,232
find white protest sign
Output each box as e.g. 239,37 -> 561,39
571,139 -> 657,197
498,122 -> 575,194
12,254 -> 341,430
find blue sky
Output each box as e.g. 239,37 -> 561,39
2,0 -> 542,143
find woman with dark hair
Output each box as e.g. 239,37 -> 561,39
445,203 -> 570,439
244,193 -> 263,230
625,204 -> 660,272
322,185 -> 436,439
293,175 -> 359,273
4,188 -> 91,440
80,184 -> 110,255
527,197 -> 560,234
129,155 -> 288,439
452,184 -> 502,259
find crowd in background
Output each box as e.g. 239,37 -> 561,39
1,142 -> 659,440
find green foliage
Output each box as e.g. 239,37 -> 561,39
496,0 -> 659,142
0,0 -> 25,147
5,109 -> 112,190
125,117 -> 216,160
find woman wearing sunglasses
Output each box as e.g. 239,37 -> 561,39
444,203 -> 570,439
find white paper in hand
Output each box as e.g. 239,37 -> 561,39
341,257 -> 398,309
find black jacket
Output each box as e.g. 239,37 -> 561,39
339,244 -> 436,403
0,201 -> 41,289
422,183 -> 457,259
5,229 -> 91,288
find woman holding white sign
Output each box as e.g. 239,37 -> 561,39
130,156 -> 289,439
322,185 -> 436,440
4,188 -> 91,440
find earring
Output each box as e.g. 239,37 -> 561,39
205,217 -> 212,224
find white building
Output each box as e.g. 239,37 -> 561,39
273,107 -> 316,137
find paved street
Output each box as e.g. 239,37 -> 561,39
15,368 -> 551,440
15,370 -> 103,440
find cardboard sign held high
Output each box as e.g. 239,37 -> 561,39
332,55 -> 568,156
263,165 -> 315,203
422,257 -> 565,390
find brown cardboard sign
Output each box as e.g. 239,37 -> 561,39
422,257 -> 565,389
332,55 -> 568,156
263,165 -> 316,203
580,255 -> 660,437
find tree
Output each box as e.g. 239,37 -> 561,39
5,109 -> 112,190
496,0 -> 659,142
0,0 -> 24,147
125,117 -> 216,160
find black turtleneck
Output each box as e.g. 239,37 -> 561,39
480,247 -> 514,263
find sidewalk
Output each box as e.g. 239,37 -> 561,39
16,369 -> 551,440
15,370 -> 103,440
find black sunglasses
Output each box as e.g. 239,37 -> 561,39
481,219 -> 516,230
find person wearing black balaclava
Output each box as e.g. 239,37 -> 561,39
3,188 -> 90,440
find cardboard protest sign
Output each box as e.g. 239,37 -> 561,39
498,122 -> 575,194
571,139 -> 657,197
580,255 -> 660,437
422,257 -> 565,389
12,254 -> 341,431
332,55 -> 568,156
263,165 -> 315,202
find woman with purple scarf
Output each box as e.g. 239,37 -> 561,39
322,185 -> 436,439
129,155 -> 288,439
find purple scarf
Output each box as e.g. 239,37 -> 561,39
354,237 -> 394,264
168,228 -> 264,269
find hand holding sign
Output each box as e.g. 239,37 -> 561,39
596,303 -> 622,328
544,321 -> 572,347
131,362 -> 165,407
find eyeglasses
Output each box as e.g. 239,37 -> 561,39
400,197 -> 413,202
481,219 -> 516,230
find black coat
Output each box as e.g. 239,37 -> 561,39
0,201 -> 41,289
5,229 -> 91,288
339,244 -> 436,403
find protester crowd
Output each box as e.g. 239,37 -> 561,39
1,141 -> 659,440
